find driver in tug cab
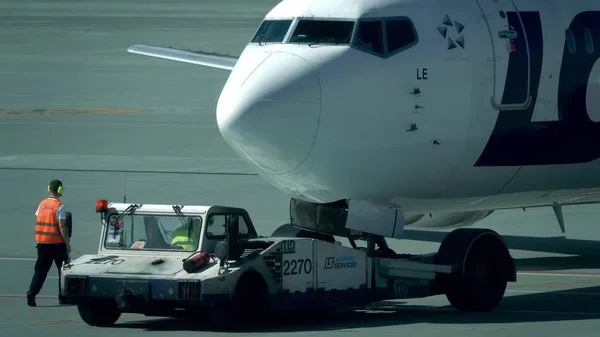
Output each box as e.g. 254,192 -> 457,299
170,218 -> 200,250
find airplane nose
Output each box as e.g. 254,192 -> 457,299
216,52 -> 321,175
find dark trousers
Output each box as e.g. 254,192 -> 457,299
27,243 -> 68,298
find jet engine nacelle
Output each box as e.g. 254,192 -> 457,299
405,211 -> 494,229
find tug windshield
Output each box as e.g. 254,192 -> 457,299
103,213 -> 203,252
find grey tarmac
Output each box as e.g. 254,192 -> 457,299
1,0 -> 600,336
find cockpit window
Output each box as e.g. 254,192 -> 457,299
352,17 -> 418,58
385,18 -> 418,54
251,19 -> 293,43
289,20 -> 354,45
354,21 -> 385,55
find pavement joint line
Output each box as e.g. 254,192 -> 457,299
0,294 -> 56,299
0,108 -> 145,116
0,314 -> 140,329
509,278 -> 600,289
518,271 -> 600,278
355,305 -> 600,317
507,289 -> 600,295
495,308 -> 600,316
0,167 -> 259,176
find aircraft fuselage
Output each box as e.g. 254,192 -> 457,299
215,0 -> 600,214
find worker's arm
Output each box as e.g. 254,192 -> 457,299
56,204 -> 70,248
58,219 -> 70,245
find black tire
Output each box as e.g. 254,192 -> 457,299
436,228 -> 512,312
233,272 -> 269,316
206,302 -> 233,331
208,271 -> 269,330
77,300 -> 121,327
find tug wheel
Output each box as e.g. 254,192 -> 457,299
207,271 -> 269,330
436,228 -> 514,312
77,299 -> 122,327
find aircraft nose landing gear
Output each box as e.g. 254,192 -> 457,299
434,228 -> 516,312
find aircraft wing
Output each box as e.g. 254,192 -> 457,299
127,45 -> 238,71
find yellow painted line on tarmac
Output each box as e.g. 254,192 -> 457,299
0,108 -> 144,115
0,314 -> 141,329
571,190 -> 600,196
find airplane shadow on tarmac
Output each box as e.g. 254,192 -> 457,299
114,285 -> 600,332
112,229 -> 600,332
400,229 -> 600,271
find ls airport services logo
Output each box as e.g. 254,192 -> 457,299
324,256 -> 357,269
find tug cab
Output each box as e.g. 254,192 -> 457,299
95,199 -> 259,256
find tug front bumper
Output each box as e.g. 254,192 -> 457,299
64,275 -> 212,308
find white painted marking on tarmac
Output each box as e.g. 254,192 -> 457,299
369,305 -> 600,317
0,294 -> 55,299
519,272 -> 600,278
0,257 -> 36,261
507,289 -> 600,296
496,309 -> 600,316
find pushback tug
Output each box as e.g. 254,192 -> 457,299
61,199 -> 515,329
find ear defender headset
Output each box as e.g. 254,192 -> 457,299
48,184 -> 65,194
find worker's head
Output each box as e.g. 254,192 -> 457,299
48,179 -> 64,197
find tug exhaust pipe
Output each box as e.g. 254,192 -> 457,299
214,215 -> 241,268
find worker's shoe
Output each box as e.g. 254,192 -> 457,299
26,293 -> 36,307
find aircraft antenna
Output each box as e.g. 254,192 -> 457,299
123,170 -> 128,203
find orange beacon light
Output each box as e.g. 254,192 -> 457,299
96,199 -> 108,213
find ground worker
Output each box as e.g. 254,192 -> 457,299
170,218 -> 200,251
26,179 -> 71,306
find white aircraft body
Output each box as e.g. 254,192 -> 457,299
128,0 -> 600,239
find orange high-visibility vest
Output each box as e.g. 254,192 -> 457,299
35,198 -> 65,244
